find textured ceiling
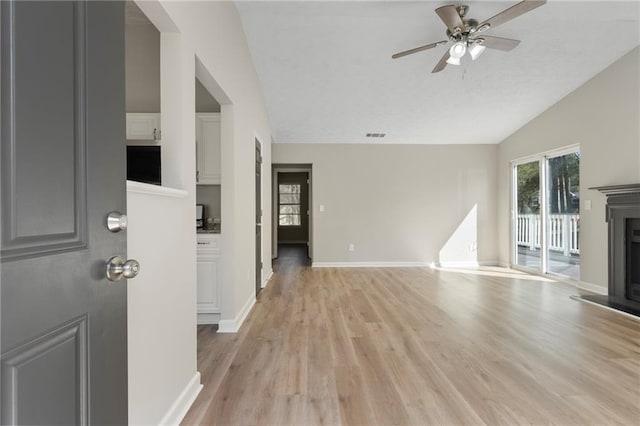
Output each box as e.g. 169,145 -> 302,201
236,1 -> 640,144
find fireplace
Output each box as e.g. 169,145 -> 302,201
627,218 -> 640,302
581,184 -> 640,316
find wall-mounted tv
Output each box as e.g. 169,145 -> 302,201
127,145 -> 161,185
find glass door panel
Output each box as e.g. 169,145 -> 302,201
546,152 -> 580,279
515,161 -> 541,270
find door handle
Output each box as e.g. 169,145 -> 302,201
106,256 -> 140,281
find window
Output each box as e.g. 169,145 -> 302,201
279,184 -> 301,226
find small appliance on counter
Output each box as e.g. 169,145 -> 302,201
196,204 -> 204,229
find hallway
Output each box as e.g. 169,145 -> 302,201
183,255 -> 640,425
275,243 -> 310,267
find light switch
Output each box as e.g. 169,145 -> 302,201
584,199 -> 592,211
319,204 -> 325,212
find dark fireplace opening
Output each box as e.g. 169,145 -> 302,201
627,218 -> 640,303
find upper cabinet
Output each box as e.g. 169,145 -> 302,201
126,113 -> 161,141
196,113 -> 221,185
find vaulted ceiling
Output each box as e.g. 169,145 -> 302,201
236,1 -> 640,144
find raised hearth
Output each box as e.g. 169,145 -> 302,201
583,184 -> 640,317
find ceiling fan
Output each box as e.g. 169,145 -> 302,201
392,0 -> 546,73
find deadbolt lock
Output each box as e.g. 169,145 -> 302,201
107,211 -> 128,233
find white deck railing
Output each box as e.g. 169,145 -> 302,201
516,214 -> 579,255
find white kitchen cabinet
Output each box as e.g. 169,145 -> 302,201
196,233 -> 221,324
126,113 -> 161,141
196,113 -> 221,185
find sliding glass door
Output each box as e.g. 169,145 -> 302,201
515,161 -> 541,270
512,148 -> 580,280
546,152 -> 580,279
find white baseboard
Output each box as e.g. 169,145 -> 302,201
217,292 -> 256,333
576,280 -> 608,295
312,261 -> 430,268
262,270 -> 273,289
436,260 -> 499,268
158,372 -> 203,426
197,312 -> 220,325
312,261 -> 500,269
437,261 -> 479,268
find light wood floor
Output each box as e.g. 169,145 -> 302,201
183,248 -> 640,425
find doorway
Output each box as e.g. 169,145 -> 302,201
256,139 -> 263,296
512,147 -> 580,280
272,165 -> 312,261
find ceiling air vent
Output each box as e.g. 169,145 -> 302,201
366,132 -> 386,138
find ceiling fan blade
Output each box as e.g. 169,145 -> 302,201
477,0 -> 546,31
432,50 -> 450,73
475,36 -> 521,51
391,40 -> 448,59
435,5 -> 465,34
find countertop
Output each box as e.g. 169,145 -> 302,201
197,229 -> 221,234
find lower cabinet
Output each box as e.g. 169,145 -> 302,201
196,234 -> 220,324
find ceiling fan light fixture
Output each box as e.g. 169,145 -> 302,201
391,1 -> 546,72
469,43 -> 486,60
446,56 -> 461,66
449,41 -> 467,59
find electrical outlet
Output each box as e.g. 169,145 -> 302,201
584,199 -> 592,211
349,243 -> 355,252
320,204 -> 325,212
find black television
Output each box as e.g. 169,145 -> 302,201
127,145 -> 161,185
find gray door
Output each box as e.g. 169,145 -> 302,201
255,140 -> 262,296
1,1 -> 128,424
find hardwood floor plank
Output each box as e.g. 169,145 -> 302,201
182,247 -> 640,425
334,366 -> 376,426
350,336 -> 410,425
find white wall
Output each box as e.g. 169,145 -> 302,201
497,47 -> 640,291
273,144 -> 498,266
152,1 -> 273,316
126,184 -> 197,425
125,9 -> 160,113
127,1 -> 273,424
196,185 -> 221,220
196,79 -> 221,113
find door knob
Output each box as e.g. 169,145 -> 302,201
107,211 -> 128,232
106,256 -> 140,281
